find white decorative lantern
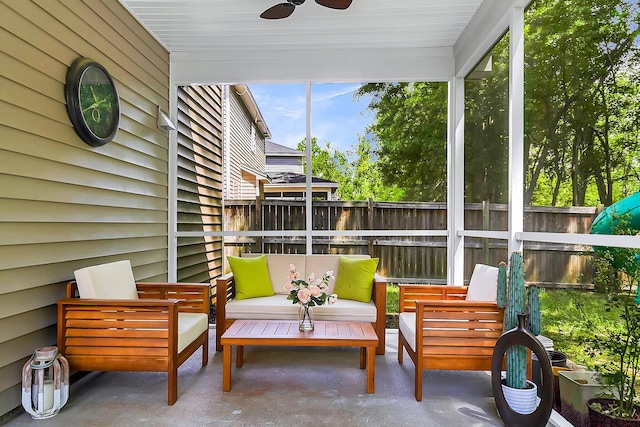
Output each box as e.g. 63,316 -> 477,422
22,346 -> 69,419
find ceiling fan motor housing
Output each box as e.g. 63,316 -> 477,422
289,0 -> 305,5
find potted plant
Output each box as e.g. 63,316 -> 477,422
585,227 -> 640,426
496,252 -> 543,414
492,252 -> 555,425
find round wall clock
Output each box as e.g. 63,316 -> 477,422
65,57 -> 120,147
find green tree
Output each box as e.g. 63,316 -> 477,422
356,0 -> 640,206
355,82 -> 448,202
297,137 -> 403,201
525,0 -> 640,206
465,37 -> 510,204
297,137 -> 349,186
346,136 -> 404,201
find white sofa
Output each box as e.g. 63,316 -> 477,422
215,254 -> 387,355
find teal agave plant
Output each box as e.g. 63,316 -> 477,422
497,252 -> 541,389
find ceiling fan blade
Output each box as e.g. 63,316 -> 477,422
315,0 -> 352,10
260,3 -> 296,19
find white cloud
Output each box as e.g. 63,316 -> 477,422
249,83 -> 372,152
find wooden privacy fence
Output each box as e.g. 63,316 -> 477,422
224,199 -> 599,287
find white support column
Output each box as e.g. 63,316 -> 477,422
447,77 -> 465,286
305,82 -> 312,254
508,7 -> 525,255
168,81 -> 179,282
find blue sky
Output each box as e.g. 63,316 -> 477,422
249,83 -> 374,153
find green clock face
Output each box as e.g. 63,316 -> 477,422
65,58 -> 120,147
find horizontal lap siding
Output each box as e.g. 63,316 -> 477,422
0,0 -> 169,418
176,85 -> 223,285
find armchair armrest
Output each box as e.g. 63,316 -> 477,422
371,274 -> 387,355
215,273 -> 235,337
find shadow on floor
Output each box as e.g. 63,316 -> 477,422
7,328 -> 565,427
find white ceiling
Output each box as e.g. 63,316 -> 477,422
119,0 -> 531,84
121,0 -> 485,53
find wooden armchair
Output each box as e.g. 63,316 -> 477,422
56,260 -> 209,405
398,265 -> 504,401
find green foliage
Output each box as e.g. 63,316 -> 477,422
585,215 -> 640,417
539,289 -> 617,369
297,137 -> 404,201
465,37 -> 510,204
386,284 -> 399,314
592,250 -> 624,294
587,288 -> 640,418
355,82 -> 448,202
352,0 -> 640,206
524,0 -> 640,206
543,213 -> 640,416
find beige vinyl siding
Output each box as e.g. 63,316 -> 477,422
227,89 -> 267,199
176,85 -> 224,284
266,156 -> 304,174
0,0 -> 170,418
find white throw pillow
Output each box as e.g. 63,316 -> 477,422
465,264 -> 499,302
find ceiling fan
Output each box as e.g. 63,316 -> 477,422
260,0 -> 352,20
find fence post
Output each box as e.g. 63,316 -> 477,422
483,200 -> 490,265
368,198 -> 374,256
255,193 -> 263,253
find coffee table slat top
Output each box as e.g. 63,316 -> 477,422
222,320 -> 378,347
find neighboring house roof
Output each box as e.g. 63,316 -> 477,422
268,172 -> 338,187
266,140 -> 303,157
264,141 -> 338,196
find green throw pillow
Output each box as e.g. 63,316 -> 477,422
333,257 -> 379,303
228,255 -> 274,300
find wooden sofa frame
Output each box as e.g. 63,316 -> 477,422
57,281 -> 209,405
216,273 -> 387,355
398,284 -> 505,401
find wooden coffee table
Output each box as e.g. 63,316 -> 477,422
221,320 -> 379,393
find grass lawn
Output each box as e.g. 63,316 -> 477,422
387,283 -> 399,314
540,288 -> 620,368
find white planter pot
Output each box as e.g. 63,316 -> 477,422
502,380 -> 538,415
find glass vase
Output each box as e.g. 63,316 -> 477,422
298,303 -> 314,331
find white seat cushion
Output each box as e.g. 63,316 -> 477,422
74,260 -> 138,299
465,264 -> 499,301
225,294 -> 377,322
399,312 -> 417,352
177,313 -> 208,353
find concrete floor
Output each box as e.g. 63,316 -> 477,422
7,328 -> 571,427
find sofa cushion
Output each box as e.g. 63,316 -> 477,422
228,255 -> 275,300
74,260 -> 138,300
177,312 -> 208,353
465,264 -> 499,302
267,254 -> 307,294
225,294 -> 377,322
334,257 -> 379,303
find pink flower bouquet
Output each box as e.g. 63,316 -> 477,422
285,264 -> 337,306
